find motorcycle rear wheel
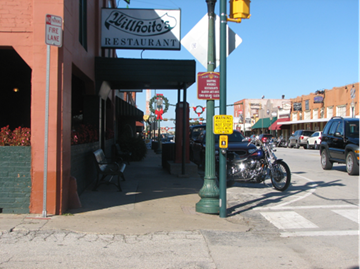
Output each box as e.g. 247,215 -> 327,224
270,160 -> 291,191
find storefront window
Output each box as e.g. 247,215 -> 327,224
336,105 -> 346,117
313,109 -> 318,119
327,107 -> 333,118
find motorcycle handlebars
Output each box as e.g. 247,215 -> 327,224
246,136 -> 274,147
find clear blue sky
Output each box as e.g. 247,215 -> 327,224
115,0 -> 359,128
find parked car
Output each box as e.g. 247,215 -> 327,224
189,124 -> 206,161
258,134 -> 274,145
306,131 -> 322,150
319,116 -> 359,175
288,130 -> 315,149
191,130 -> 257,169
162,134 -> 174,142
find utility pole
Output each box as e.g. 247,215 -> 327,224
218,0 -> 227,218
219,0 -> 251,217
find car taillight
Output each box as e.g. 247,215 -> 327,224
300,136 -> 304,140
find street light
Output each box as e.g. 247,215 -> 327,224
148,114 -> 156,140
196,0 -> 219,214
156,117 -> 162,154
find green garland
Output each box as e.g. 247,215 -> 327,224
149,95 -> 169,114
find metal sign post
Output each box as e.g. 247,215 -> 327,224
42,14 -> 62,217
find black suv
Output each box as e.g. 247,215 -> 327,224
191,130 -> 257,169
319,116 -> 359,175
189,124 -> 206,161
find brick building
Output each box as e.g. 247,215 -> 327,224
233,98 -> 291,137
233,83 -> 359,141
0,0 -> 143,214
0,1 -> 194,214
283,83 -> 359,133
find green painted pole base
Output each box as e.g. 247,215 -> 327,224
196,178 -> 219,214
196,198 -> 219,214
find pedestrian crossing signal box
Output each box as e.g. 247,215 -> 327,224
219,135 -> 228,149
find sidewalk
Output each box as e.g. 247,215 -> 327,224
0,150 -> 248,235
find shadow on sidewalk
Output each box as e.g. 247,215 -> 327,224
67,150 -> 203,214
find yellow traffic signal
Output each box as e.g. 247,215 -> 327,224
228,0 -> 251,23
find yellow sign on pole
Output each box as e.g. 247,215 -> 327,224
213,115 -> 233,134
219,135 -> 228,148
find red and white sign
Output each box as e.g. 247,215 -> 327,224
45,14 -> 62,47
197,72 -> 220,100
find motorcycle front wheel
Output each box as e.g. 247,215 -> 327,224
270,160 -> 291,191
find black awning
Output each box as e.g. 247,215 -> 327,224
95,57 -> 196,90
116,97 -> 143,121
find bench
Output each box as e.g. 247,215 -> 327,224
93,149 -> 126,191
112,144 -> 132,165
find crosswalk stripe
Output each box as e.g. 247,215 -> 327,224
260,211 -> 318,229
332,209 -> 360,224
254,204 -> 358,211
281,230 -> 360,237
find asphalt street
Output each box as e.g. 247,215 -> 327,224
0,148 -> 359,269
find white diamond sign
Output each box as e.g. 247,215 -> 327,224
182,14 -> 242,70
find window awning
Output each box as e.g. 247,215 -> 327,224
280,118 -> 330,125
252,117 -> 277,129
95,57 -> 196,90
269,118 -> 290,130
116,97 -> 143,121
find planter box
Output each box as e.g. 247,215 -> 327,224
0,146 -> 31,213
71,139 -> 114,195
71,142 -> 99,195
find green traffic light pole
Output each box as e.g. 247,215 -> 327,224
196,0 -> 220,214
218,0 -> 227,218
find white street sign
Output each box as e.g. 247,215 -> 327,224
45,14 -> 62,47
182,14 -> 242,70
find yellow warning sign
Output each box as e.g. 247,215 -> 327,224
219,135 -> 228,148
213,115 -> 233,134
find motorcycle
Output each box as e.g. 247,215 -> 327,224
226,135 -> 291,191
275,135 -> 287,147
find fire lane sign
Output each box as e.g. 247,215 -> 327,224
197,72 -> 220,100
45,14 -> 63,47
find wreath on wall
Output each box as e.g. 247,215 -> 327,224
149,94 -> 169,120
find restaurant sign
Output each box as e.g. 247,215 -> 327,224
101,9 -> 180,50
